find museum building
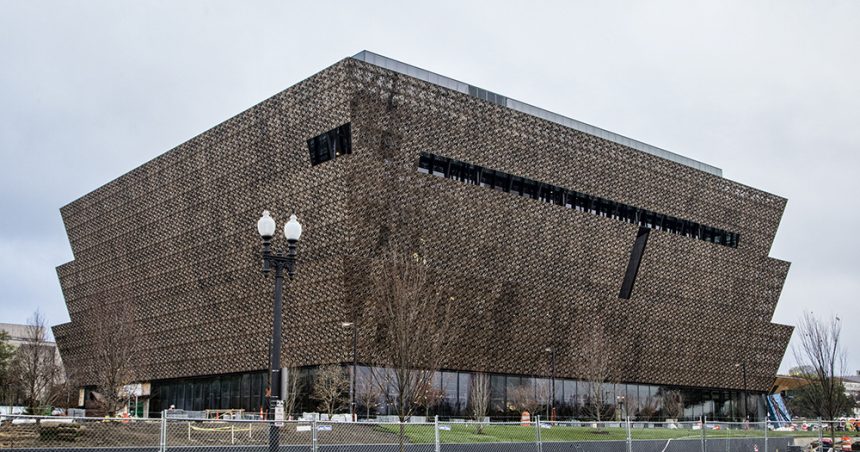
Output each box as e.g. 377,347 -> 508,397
53,51 -> 792,420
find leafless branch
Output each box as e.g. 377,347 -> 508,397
368,251 -> 453,422
11,310 -> 61,412
792,311 -> 851,422
579,319 -> 615,421
469,372 -> 490,433
356,369 -> 383,419
284,367 -> 304,419
90,300 -> 138,415
312,364 -> 349,416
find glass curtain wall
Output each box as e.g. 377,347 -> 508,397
344,366 -> 766,421
149,366 -> 765,421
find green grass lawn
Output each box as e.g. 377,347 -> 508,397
375,423 -> 845,444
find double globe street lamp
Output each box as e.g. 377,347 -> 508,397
257,210 -> 302,452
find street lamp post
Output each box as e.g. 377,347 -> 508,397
257,210 -> 302,452
545,347 -> 555,422
341,322 -> 357,420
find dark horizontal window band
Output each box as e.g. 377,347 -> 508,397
417,152 -> 740,248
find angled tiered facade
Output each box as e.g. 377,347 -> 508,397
54,51 -> 791,420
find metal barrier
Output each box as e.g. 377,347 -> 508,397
0,414 -> 854,452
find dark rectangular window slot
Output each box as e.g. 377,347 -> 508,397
510,176 -> 523,195
494,172 -> 510,192
522,179 -> 539,199
619,227 -> 651,300
415,152 -> 740,248
308,123 -> 352,166
418,152 -> 432,174
480,169 -> 495,188
449,161 -> 463,181
431,155 -> 450,177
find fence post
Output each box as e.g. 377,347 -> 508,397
535,414 -> 542,452
434,415 -> 441,452
160,410 -> 167,452
818,418 -> 823,452
701,416 -> 707,452
763,420 -> 768,452
626,413 -> 632,452
312,418 -> 318,452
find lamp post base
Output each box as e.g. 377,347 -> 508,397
269,399 -> 284,452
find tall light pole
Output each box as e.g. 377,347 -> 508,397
341,322 -> 357,420
545,347 -> 555,421
257,210 -> 302,452
616,395 -> 626,422
735,360 -> 748,421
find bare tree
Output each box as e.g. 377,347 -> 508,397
356,370 -> 383,419
369,251 -> 452,420
0,330 -> 14,408
47,366 -> 80,413
661,389 -> 683,421
617,390 -> 641,421
90,301 -> 138,416
284,367 -> 304,419
313,365 -> 349,416
535,379 -> 552,420
413,379 -> 445,417
792,311 -> 852,443
11,310 -> 61,413
367,251 -> 453,452
579,321 -> 614,421
509,384 -> 541,416
469,372 -> 491,433
637,395 -> 659,421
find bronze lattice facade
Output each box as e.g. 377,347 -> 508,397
54,51 -> 791,417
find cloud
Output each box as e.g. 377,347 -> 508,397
0,236 -> 70,331
1,0 -> 858,372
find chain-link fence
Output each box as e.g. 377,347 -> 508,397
0,414 -> 854,452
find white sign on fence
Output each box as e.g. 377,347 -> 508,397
274,401 -> 285,427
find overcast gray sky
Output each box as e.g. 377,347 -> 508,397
1,1 -> 858,374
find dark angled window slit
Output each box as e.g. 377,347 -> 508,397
619,227 -> 650,300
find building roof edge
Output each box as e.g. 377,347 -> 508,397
351,50 -> 723,178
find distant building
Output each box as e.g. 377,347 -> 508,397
772,372 -> 860,419
841,372 -> 860,417
0,323 -> 62,361
54,51 -> 792,421
0,322 -> 65,406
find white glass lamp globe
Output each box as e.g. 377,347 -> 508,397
257,210 -> 276,238
284,214 -> 302,241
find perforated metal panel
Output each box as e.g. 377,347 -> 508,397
54,57 -> 790,393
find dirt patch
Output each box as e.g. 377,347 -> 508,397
0,421 -> 403,448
